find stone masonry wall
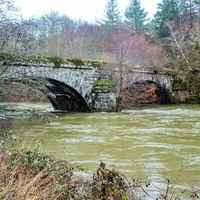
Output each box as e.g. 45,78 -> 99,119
92,92 -> 117,112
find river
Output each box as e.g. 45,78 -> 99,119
0,103 -> 200,190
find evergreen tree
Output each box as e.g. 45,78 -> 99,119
193,0 -> 200,10
153,0 -> 179,37
103,0 -> 121,31
178,0 -> 190,13
125,0 -> 147,31
194,0 -> 200,18
179,0 -> 200,28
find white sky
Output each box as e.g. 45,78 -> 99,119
14,0 -> 161,22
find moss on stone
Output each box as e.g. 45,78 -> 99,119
66,58 -> 85,66
87,60 -> 106,69
66,58 -> 105,68
0,52 -> 106,68
0,53 -> 50,64
95,78 -> 115,91
47,56 -> 64,67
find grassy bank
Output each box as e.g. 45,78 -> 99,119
0,149 -> 135,200
0,148 -> 199,200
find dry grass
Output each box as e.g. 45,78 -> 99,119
0,151 -> 199,200
0,151 -> 133,200
0,152 -> 72,200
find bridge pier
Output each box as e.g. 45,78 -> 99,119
91,92 -> 117,112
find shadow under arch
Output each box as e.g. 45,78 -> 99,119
0,77 -> 90,112
46,78 -> 90,112
148,80 -> 172,104
122,80 -> 172,106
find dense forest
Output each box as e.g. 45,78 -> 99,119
0,0 -> 200,99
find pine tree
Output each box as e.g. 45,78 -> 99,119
178,0 -> 189,13
103,0 -> 121,31
193,0 -> 200,21
125,0 -> 147,32
193,0 -> 200,11
153,0 -> 179,37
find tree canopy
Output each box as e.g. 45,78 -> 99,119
102,0 -> 121,31
153,0 -> 179,37
125,0 -> 147,32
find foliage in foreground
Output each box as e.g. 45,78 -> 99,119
0,149 -> 199,200
0,150 -> 131,200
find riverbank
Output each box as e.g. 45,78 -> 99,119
0,149 -> 199,200
0,81 -> 48,103
0,149 -> 136,200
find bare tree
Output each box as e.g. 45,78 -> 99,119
0,0 -> 17,77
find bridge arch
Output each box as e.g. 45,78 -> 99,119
120,80 -> 172,107
150,80 -> 172,104
1,77 -> 90,112
3,63 -> 100,111
46,78 -> 90,112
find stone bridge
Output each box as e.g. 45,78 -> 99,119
1,62 -> 173,112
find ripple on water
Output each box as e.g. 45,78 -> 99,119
4,103 -> 200,190
63,136 -> 105,144
192,122 -> 200,129
49,124 -> 98,132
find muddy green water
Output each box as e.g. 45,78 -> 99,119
1,103 -> 200,189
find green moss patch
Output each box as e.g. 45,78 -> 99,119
0,52 -> 106,68
95,78 -> 115,91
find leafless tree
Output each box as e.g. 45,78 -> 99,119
0,0 -> 17,77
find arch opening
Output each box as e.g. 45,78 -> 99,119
46,78 -> 90,112
120,80 -> 172,108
